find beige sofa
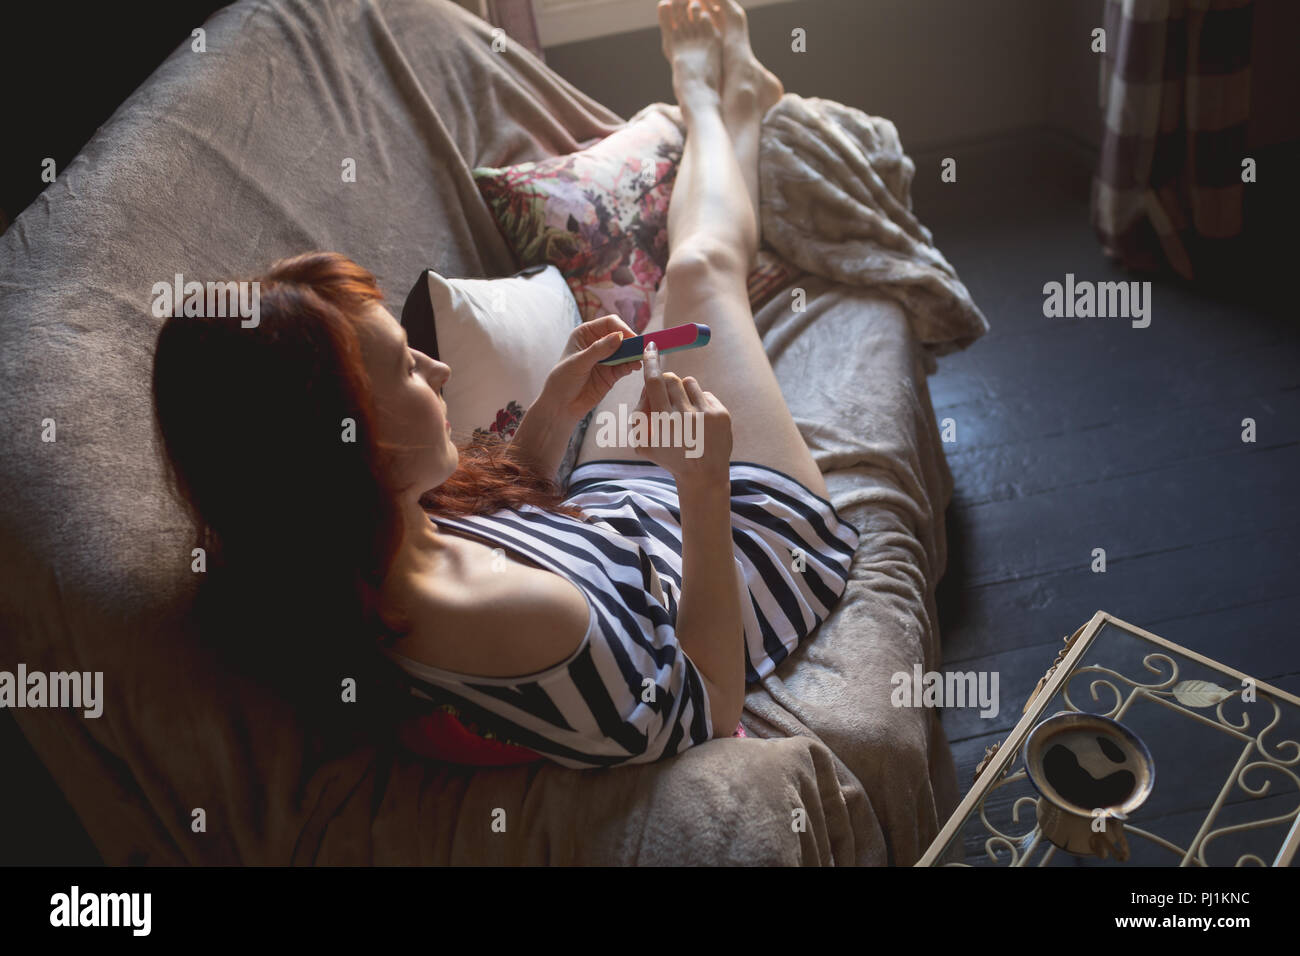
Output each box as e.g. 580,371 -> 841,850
0,0 -> 959,864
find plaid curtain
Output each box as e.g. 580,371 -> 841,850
1091,0 -> 1255,280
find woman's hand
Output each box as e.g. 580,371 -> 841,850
510,315 -> 640,481
631,341 -> 732,489
543,314 -> 643,425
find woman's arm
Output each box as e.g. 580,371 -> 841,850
507,392 -> 579,482
674,472 -> 746,738
508,314 -> 642,481
625,345 -> 745,738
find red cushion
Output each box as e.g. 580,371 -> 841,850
399,703 -> 749,766
398,706 -> 545,766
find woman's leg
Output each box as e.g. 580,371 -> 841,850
576,0 -> 827,498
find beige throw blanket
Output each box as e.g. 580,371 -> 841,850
760,95 -> 989,355
639,95 -> 989,357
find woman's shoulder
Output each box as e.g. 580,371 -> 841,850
385,533 -> 593,681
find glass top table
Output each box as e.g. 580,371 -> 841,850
919,612 -> 1300,867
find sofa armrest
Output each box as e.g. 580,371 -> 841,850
344,734 -> 882,866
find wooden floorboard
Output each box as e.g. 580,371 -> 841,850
948,445 -> 1299,589
923,131 -> 1300,863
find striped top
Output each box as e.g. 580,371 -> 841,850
382,459 -> 860,770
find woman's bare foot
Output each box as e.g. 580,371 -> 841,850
658,0 -> 723,114
704,0 -> 784,129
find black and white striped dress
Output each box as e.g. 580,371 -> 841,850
382,459 -> 861,770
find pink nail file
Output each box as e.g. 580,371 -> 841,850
597,323 -> 711,366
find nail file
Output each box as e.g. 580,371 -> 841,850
597,322 -> 711,366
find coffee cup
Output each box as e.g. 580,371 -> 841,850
1023,712 -> 1154,861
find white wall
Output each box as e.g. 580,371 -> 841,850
543,0 -> 1050,153
542,0 -> 1298,155
1045,0 -> 1104,151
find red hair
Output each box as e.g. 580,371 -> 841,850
152,251 -> 584,743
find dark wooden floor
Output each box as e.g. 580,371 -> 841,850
911,130 -> 1300,833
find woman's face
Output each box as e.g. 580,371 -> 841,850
356,303 -> 458,497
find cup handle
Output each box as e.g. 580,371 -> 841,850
1090,816 -> 1131,862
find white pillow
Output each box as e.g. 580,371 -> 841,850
400,264 -> 590,483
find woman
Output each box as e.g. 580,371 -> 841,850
151,0 -> 859,768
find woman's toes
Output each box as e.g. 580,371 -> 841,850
658,0 -> 675,53
708,0 -> 742,32
688,1 -> 718,38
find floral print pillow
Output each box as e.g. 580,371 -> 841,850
472,399 -> 526,444
474,111 -> 801,334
